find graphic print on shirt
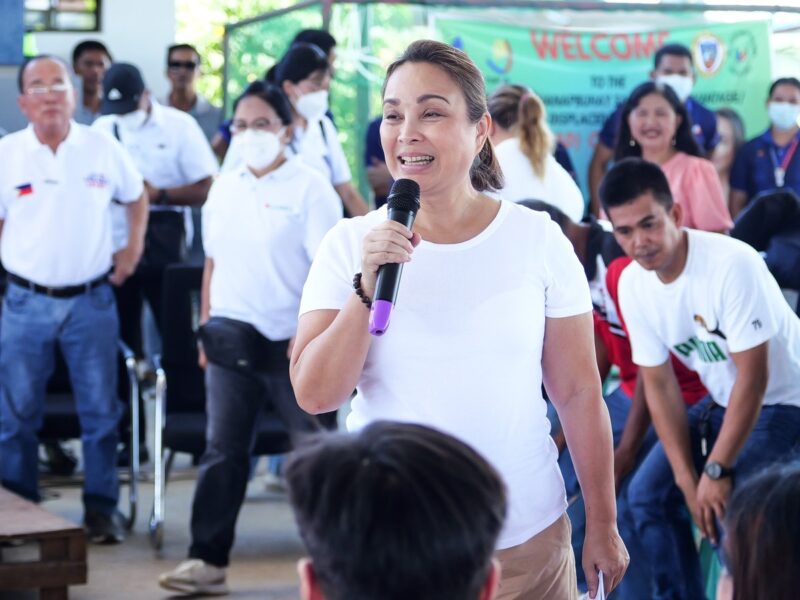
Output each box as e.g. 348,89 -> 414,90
673,313 -> 728,363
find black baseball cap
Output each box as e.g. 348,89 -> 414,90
101,63 -> 145,115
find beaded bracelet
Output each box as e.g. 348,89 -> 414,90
352,273 -> 372,309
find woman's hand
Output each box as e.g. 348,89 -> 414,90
360,221 -> 421,299
583,522 -> 629,598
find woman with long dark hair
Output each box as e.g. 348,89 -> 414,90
615,81 -> 732,232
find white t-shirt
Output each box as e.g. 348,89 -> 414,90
300,200 -> 593,549
495,138 -> 585,223
0,123 -> 143,286
619,229 -> 800,408
222,116 -> 351,186
204,157 -> 342,340
93,101 -> 219,248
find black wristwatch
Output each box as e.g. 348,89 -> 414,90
703,461 -> 733,480
156,188 -> 169,205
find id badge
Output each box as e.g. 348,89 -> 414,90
775,167 -> 786,188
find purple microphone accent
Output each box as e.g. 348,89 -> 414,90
369,299 -> 394,336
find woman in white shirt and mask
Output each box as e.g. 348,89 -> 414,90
158,81 -> 342,596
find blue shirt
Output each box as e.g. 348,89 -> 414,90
730,129 -> 800,202
554,142 -> 579,186
598,96 -> 719,154
365,116 -> 390,208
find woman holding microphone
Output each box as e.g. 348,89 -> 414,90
158,81 -> 341,596
291,40 -> 627,599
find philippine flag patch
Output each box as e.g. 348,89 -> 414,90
15,183 -> 33,197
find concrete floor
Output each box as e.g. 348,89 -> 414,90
1,458 -> 305,600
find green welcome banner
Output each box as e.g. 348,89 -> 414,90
433,17 -> 772,197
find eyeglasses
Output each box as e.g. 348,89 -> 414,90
168,61 -> 198,71
230,119 -> 281,135
25,82 -> 72,96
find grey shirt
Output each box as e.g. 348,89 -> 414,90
161,94 -> 222,143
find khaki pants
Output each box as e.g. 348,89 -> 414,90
495,514 -> 577,600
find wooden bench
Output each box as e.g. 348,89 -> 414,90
0,488 -> 86,599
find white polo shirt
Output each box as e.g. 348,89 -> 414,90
203,156 -> 342,340
221,116 -> 351,186
93,100 -> 219,247
0,122 -> 143,286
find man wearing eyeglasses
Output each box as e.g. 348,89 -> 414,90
0,55 -> 148,544
162,44 -> 222,143
93,63 -> 217,380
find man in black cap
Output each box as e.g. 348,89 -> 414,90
93,63 -> 217,366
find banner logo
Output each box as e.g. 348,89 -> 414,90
693,33 -> 725,76
487,39 -> 513,75
729,30 -> 756,76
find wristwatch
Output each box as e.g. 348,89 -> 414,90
156,188 -> 169,205
703,461 -> 733,480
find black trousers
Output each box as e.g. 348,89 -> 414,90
188,361 -> 321,567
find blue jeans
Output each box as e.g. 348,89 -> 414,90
557,386 -> 657,600
628,396 -> 800,600
0,283 -> 121,514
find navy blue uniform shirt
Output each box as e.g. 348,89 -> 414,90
730,129 -> 800,202
598,96 -> 719,153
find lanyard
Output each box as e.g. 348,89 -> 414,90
769,134 -> 800,188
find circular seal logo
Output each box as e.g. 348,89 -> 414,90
487,39 -> 513,75
728,30 -> 757,76
693,32 -> 725,77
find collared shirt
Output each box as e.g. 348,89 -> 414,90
160,94 -> 222,143
74,86 -> 102,126
93,100 -> 218,247
203,156 -> 342,340
598,96 -> 719,153
730,128 -> 800,202
0,122 -> 143,286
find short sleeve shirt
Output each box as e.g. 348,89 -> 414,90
0,123 -> 143,285
730,129 -> 800,202
300,200 -> 593,549
618,229 -> 800,408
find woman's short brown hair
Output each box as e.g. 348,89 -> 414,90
383,40 -> 503,192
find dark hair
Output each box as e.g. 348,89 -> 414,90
768,77 -> 800,99
384,39 -> 503,192
600,157 -> 674,213
292,29 -> 337,57
71,40 -> 111,65
274,42 -> 329,85
167,43 -> 200,65
724,462 -> 800,600
488,84 -> 553,179
614,81 -> 701,161
17,54 -> 71,93
654,43 -> 693,70
715,107 -> 745,155
285,421 -> 507,600
518,199 -> 571,231
232,80 -> 293,126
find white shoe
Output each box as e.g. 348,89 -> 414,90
158,559 -> 229,596
263,471 -> 287,493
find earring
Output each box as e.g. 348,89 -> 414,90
629,138 -> 636,147
672,136 -> 677,147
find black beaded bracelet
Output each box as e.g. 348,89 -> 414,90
352,273 -> 372,309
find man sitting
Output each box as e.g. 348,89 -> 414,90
600,157 -> 800,600
284,421 -> 507,600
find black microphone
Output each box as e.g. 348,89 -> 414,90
369,178 -> 421,336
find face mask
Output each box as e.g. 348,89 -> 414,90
768,102 -> 800,131
235,129 -> 284,171
295,90 -> 329,122
656,75 -> 693,103
118,109 -> 148,131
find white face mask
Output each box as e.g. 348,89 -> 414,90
656,74 -> 693,103
295,90 -> 329,123
235,129 -> 284,171
768,102 -> 800,131
118,109 -> 148,131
